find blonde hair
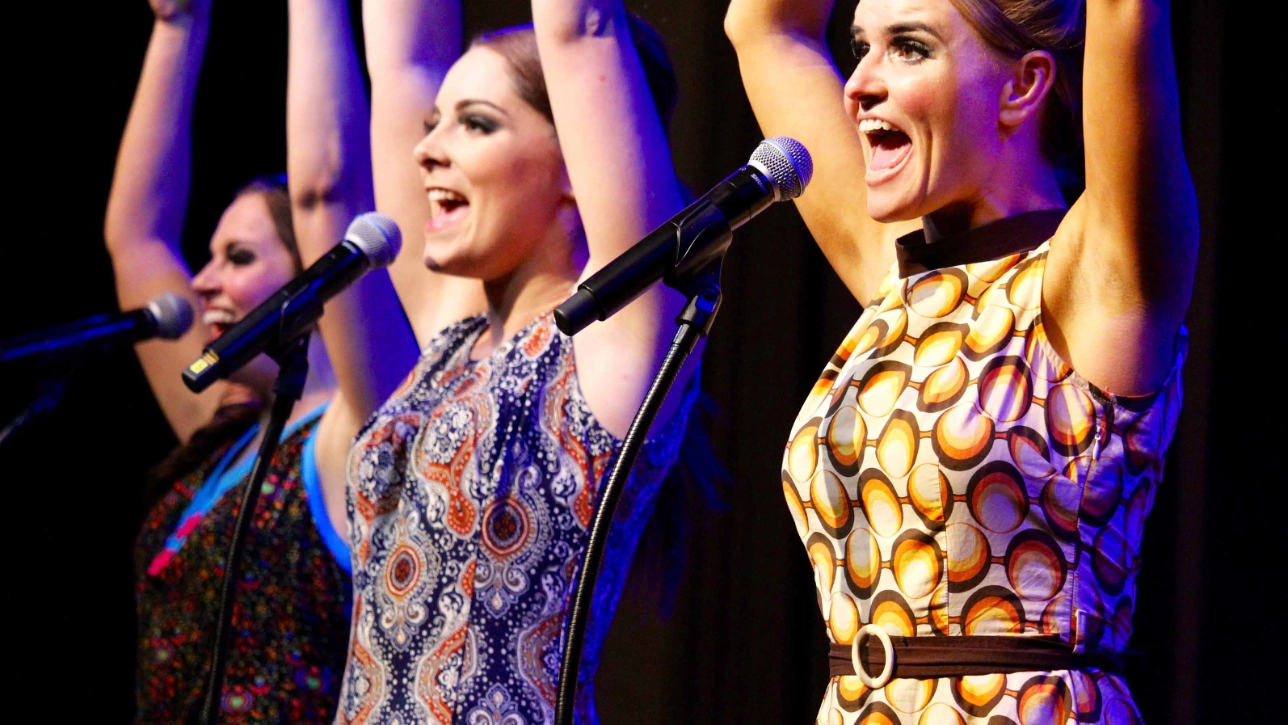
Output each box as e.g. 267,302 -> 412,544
947,0 -> 1085,167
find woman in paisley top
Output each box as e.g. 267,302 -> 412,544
327,0 -> 700,722
110,0 -> 434,719
726,0 -> 1197,722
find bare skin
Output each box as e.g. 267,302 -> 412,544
727,0 -> 1197,395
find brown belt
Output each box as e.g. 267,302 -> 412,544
829,632 -> 1124,686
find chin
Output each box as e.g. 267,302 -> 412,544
866,190 -> 923,225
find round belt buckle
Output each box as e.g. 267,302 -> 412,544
851,624 -> 895,689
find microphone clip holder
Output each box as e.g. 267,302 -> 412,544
554,257 -> 724,725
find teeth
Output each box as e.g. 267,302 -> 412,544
427,188 -> 467,204
858,119 -> 898,134
202,310 -> 236,326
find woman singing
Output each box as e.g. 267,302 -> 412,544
726,0 -> 1196,721
111,0 -> 426,719
325,0 -> 702,721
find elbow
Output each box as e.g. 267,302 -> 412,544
289,158 -> 359,213
531,0 -> 624,46
723,3 -> 755,48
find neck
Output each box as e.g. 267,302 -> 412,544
923,147 -> 1067,243
475,221 -> 583,358
251,333 -> 336,427
478,260 -> 579,359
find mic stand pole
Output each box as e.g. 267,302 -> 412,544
554,265 -> 722,725
197,332 -> 311,725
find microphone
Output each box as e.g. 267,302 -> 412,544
182,212 -> 401,393
0,292 -> 194,364
555,137 -> 812,336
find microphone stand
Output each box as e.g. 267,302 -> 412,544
554,263 -> 723,725
197,332 -> 311,725
0,359 -> 80,451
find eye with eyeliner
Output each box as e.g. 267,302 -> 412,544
459,113 -> 498,134
851,38 -> 871,61
227,246 -> 256,266
891,36 -> 932,62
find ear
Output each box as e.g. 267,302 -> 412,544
999,50 -> 1057,131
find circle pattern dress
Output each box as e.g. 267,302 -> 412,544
339,314 -> 691,725
783,214 -> 1187,725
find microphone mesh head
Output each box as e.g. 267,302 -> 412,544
345,212 -> 403,268
749,137 -> 814,201
148,292 -> 194,340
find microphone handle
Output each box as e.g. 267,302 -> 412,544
555,165 -> 775,336
0,309 -> 157,363
183,241 -> 370,392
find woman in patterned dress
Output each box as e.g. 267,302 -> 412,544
320,0 -> 702,722
108,0 -> 454,719
726,0 -> 1196,722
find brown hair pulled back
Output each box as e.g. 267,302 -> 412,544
471,14 -> 679,137
947,0 -> 1085,169
235,174 -> 303,273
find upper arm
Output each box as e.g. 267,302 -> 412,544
108,239 -> 226,443
724,18 -> 917,303
531,1 -> 693,437
1044,0 -> 1198,393
363,0 -> 484,345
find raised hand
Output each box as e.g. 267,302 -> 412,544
149,0 -> 207,23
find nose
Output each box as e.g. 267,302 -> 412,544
413,124 -> 450,172
191,261 -> 219,299
844,54 -> 888,114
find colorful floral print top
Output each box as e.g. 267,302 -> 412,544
783,212 -> 1187,724
339,313 -> 691,725
135,410 -> 353,724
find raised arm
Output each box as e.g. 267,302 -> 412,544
363,0 -> 484,345
104,0 -> 223,443
531,0 -> 695,436
724,0 -> 917,303
1045,0 -> 1198,394
287,0 -> 420,532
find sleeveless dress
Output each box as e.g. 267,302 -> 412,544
339,313 -> 692,725
782,212 -> 1186,724
135,407 -> 353,724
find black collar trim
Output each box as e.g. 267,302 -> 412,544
895,209 -> 1067,278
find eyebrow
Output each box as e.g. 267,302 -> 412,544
456,99 -> 508,116
851,21 -> 943,39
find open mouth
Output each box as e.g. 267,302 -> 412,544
427,188 -> 470,232
858,119 -> 912,182
202,309 -> 237,341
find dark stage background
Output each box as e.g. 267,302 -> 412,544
0,1 -> 1274,722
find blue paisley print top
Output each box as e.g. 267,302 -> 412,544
339,313 -> 691,724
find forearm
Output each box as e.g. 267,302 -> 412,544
104,14 -> 209,259
287,0 -> 373,236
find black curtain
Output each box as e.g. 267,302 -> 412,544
0,1 -> 1271,721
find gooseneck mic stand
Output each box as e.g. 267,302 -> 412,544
197,332 -> 311,725
553,266 -> 722,725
